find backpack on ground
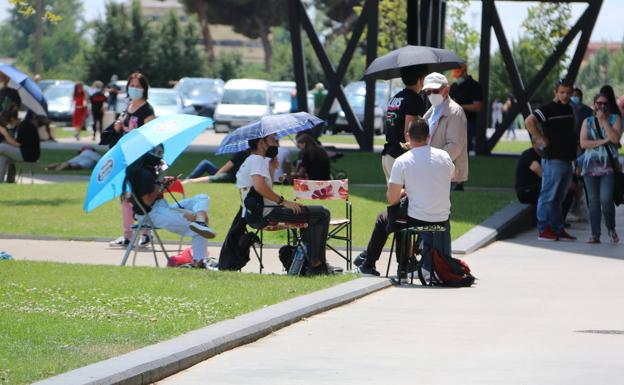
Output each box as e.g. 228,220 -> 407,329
431,248 -> 475,287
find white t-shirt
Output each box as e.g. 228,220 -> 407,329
273,147 -> 291,182
388,146 -> 454,222
236,154 -> 274,216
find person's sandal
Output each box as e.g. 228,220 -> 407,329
586,236 -> 600,244
608,230 -> 619,244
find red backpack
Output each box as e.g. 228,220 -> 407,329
431,249 -> 475,287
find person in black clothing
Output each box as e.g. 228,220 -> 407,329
381,66 -> 427,181
525,78 -> 578,241
571,88 -> 593,142
294,133 -> 331,180
90,80 -> 107,141
450,63 -> 483,154
107,74 -> 120,112
515,148 -> 543,205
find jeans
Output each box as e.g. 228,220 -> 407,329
188,159 -> 219,179
264,205 -> 330,266
536,159 -> 572,233
583,174 -> 615,238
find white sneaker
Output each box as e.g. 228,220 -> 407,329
109,236 -> 129,247
138,234 -> 151,248
189,222 -> 216,239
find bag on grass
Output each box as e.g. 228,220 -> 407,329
167,247 -> 194,267
431,248 -> 475,287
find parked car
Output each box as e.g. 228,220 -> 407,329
37,79 -> 72,93
213,79 -> 274,133
175,77 -> 224,117
113,80 -> 128,114
334,81 -> 390,135
43,82 -> 75,123
149,88 -> 196,117
270,81 -> 295,114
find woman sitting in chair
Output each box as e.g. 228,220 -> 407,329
294,133 -> 331,180
236,134 -> 332,276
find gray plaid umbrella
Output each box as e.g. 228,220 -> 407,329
364,45 -> 464,80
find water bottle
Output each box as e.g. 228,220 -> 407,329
288,243 -> 307,276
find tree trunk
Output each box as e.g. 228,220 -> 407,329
256,17 -> 272,73
34,0 -> 43,75
197,5 -> 215,61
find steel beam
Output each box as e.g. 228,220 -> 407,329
362,0 -> 379,151
287,0 -> 308,113
476,0 -> 493,155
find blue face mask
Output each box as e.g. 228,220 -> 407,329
128,87 -> 143,100
570,96 -> 580,105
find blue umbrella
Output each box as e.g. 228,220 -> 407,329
215,112 -> 324,155
0,64 -> 47,116
84,114 -> 212,212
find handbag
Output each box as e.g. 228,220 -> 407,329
592,120 -> 624,206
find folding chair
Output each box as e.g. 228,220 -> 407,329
247,216 -> 308,274
293,179 -> 352,269
120,178 -> 186,267
14,161 -> 38,184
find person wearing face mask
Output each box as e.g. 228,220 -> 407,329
525,78 -> 578,242
236,134 -> 332,276
108,72 -> 156,248
124,144 -> 217,268
449,63 -> 483,155
381,66 -> 428,181
570,87 -> 593,142
578,93 -> 622,244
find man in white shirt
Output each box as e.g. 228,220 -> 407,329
354,118 -> 454,276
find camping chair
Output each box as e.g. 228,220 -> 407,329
120,178 -> 186,267
293,179 -> 352,269
14,161 -> 38,184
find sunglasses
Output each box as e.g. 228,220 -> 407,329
424,89 -> 442,96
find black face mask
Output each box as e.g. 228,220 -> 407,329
265,145 -> 279,159
143,153 -> 162,167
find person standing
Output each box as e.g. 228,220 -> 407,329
578,93 -> 622,244
449,63 -> 483,154
525,79 -> 577,241
107,74 -> 121,112
109,72 -> 156,248
571,87 -> 593,141
380,66 -> 427,181
491,98 -> 503,128
89,81 -> 107,141
72,83 -> 87,141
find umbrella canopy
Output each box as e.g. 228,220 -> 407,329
216,112 -> 324,155
84,114 -> 212,212
0,64 -> 47,116
363,45 -> 464,80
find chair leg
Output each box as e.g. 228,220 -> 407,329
385,234 -> 395,278
150,231 -> 159,267
121,224 -> 142,266
259,229 -> 264,274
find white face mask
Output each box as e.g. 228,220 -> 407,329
428,93 -> 444,107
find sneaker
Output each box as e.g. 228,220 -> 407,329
326,263 -> 344,274
352,265 -> 380,276
353,252 -> 366,267
608,230 -> 619,244
586,236 -> 600,244
557,229 -> 577,242
189,221 -> 216,239
138,234 -> 151,248
109,236 -> 129,247
538,228 -> 557,241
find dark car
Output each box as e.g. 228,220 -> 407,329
175,77 -> 224,118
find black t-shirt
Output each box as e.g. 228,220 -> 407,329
90,92 -> 107,117
301,149 -> 331,180
515,148 -> 541,189
128,166 -> 159,214
16,119 -> 40,162
230,150 -> 250,175
383,88 -> 426,158
449,76 -> 483,124
122,102 -> 155,131
533,101 -> 576,161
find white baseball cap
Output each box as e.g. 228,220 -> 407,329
422,72 -> 449,90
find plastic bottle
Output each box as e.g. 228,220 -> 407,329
288,243 -> 307,276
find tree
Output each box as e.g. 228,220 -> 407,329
445,0 -> 479,71
178,0 -> 215,60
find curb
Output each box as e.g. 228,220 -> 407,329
32,277 -> 391,385
452,201 -> 533,254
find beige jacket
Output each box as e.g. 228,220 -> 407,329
423,98 -> 469,182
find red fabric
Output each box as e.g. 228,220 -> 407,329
432,248 -> 471,283
72,94 -> 87,127
167,247 -> 194,267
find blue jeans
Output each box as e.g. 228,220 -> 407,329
583,174 -> 615,238
536,159 -> 573,233
188,159 -> 218,179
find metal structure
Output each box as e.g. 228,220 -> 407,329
288,0 -> 603,153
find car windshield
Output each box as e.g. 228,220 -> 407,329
179,80 -> 220,96
344,81 -> 389,108
44,84 -> 73,100
150,91 -> 178,105
272,89 -> 292,103
221,89 -> 267,105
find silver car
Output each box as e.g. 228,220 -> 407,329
149,88 -> 196,117
335,81 -> 390,135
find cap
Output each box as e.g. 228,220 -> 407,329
422,72 -> 448,90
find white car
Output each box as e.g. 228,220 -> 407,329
149,88 -> 196,117
270,81 -> 295,114
213,79 -> 274,133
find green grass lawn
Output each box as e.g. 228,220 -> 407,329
0,261 -> 352,385
492,140 -> 531,154
318,134 -> 386,146
0,182 -> 513,247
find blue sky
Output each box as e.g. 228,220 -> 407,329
0,0 -> 621,49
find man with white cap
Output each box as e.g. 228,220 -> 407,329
422,72 -> 468,189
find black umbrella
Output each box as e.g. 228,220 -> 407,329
364,45 -> 464,80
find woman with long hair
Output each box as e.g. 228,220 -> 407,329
72,83 -> 87,140
109,72 -> 156,247
579,93 -> 622,244
295,133 -> 331,180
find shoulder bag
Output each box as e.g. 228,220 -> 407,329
592,120 -> 624,206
